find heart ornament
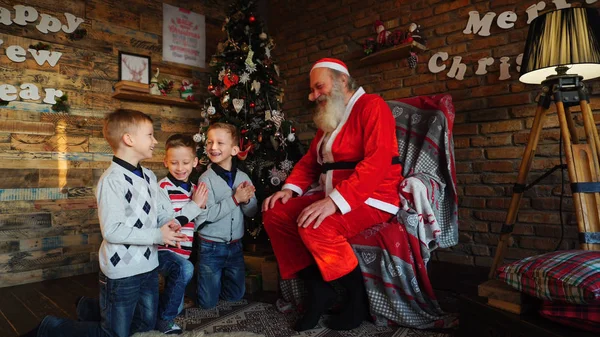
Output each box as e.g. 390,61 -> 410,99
232,98 -> 244,113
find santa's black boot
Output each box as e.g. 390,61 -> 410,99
327,266 -> 370,331
294,265 -> 337,332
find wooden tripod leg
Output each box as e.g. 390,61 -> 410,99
577,100 -> 600,250
556,102 -> 600,251
488,104 -> 549,279
581,100 -> 600,171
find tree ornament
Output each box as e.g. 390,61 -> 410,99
193,133 -> 205,143
208,83 -> 214,91
291,127 -> 296,133
268,79 -> 273,85
223,73 -> 239,89
249,15 -> 256,23
218,68 -> 226,81
207,102 -> 216,115
232,98 -> 244,113
258,133 -> 263,142
259,32 -> 267,40
287,133 -> 296,142
239,72 -> 250,84
221,92 -> 230,108
245,47 -> 255,67
279,159 -> 294,172
251,80 -> 261,94
249,102 -> 256,108
241,43 -> 249,53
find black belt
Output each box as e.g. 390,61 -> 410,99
321,156 -> 402,173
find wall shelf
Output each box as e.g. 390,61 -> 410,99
112,90 -> 199,107
359,41 -> 427,66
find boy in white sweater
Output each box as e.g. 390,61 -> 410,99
24,109 -> 203,337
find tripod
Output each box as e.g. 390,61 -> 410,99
489,68 -> 600,279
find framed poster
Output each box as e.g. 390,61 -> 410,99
162,3 -> 206,68
118,51 -> 151,84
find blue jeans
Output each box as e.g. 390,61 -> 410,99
157,250 -> 194,321
37,269 -> 158,337
196,240 -> 245,309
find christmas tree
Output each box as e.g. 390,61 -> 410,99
194,0 -> 303,245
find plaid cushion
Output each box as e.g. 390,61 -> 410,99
539,301 -> 600,333
496,250 -> 600,304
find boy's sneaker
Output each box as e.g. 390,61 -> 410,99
156,319 -> 183,335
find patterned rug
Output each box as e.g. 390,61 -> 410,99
173,300 -> 453,337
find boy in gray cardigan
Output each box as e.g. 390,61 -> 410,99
197,123 -> 258,309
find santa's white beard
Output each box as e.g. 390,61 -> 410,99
313,82 -> 345,133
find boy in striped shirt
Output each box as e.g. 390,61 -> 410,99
156,134 -> 208,334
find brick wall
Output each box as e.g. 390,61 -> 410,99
268,0 -> 600,268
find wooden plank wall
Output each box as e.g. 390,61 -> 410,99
0,0 -> 224,287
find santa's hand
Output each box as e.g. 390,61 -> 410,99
297,197 -> 337,229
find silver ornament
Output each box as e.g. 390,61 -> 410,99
287,133 -> 296,142
193,133 -> 203,142
270,176 -> 281,186
207,105 -> 216,115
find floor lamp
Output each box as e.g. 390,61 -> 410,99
489,7 -> 600,279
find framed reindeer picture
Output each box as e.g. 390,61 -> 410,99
118,51 -> 151,84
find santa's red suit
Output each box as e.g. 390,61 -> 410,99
263,87 -> 403,282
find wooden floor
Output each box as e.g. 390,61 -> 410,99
0,261 -> 476,337
0,273 -> 99,336
0,272 -> 285,337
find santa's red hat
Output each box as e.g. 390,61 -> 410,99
310,58 -> 350,76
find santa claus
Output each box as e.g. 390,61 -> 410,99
262,58 -> 403,331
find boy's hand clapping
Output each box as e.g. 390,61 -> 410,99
234,181 -> 255,204
193,182 -> 209,208
161,220 -> 188,248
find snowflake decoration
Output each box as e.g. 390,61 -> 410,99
265,46 -> 271,58
279,159 -> 294,172
250,117 -> 262,130
239,72 -> 250,84
269,167 -> 288,183
246,62 -> 257,74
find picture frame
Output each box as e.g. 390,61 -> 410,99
118,51 -> 151,84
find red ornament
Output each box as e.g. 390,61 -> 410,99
241,129 -> 248,134
268,79 -> 273,85
208,84 -> 214,91
249,102 -> 256,108
292,127 -> 296,133
249,15 -> 256,23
